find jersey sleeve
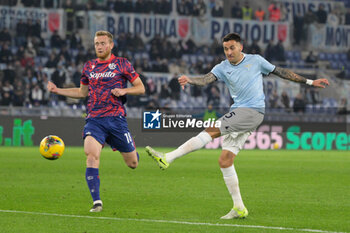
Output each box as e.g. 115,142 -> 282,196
123,59 -> 139,83
80,62 -> 90,85
210,62 -> 225,82
257,55 -> 275,75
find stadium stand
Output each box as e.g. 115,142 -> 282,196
0,0 -> 349,118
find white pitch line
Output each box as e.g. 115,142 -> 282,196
0,209 -> 347,233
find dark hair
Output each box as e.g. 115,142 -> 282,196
222,33 -> 242,43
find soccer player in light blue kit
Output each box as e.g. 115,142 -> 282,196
146,33 -> 329,219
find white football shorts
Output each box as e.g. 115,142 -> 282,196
217,108 -> 264,155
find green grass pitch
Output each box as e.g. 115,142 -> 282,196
0,147 -> 349,233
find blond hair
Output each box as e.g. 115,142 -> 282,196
95,31 -> 113,43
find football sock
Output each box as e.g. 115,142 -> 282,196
93,200 -> 103,205
166,131 -> 212,163
86,168 -> 101,202
221,165 -> 245,210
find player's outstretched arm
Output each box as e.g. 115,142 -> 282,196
272,67 -> 329,88
111,77 -> 145,97
47,81 -> 89,98
178,72 -> 217,89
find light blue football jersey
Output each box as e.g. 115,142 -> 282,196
211,54 -> 275,114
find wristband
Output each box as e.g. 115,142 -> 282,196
306,79 -> 314,86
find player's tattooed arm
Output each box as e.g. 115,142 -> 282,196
272,67 -> 330,88
188,72 -> 217,86
272,67 -> 307,83
178,72 -> 217,88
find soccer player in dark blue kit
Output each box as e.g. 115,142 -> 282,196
47,31 -> 145,212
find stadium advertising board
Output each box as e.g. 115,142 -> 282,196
309,24 -> 350,52
140,107 -> 349,150
88,12 -> 290,47
89,12 -> 191,42
0,116 -> 349,150
0,116 -> 84,147
279,0 -> 343,21
206,122 -> 350,150
191,17 -> 287,45
200,19 -> 290,46
0,118 -> 34,146
0,6 -> 64,36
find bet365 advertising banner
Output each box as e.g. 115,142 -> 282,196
0,116 -> 349,150
205,122 -> 350,151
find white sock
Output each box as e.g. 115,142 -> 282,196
93,200 -> 103,205
166,131 -> 212,163
220,165 -> 245,210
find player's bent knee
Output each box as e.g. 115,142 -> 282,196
86,153 -> 99,162
121,151 -> 138,169
218,157 -> 231,168
127,160 -> 138,169
86,152 -> 98,160
86,154 -> 100,167
218,151 -> 236,168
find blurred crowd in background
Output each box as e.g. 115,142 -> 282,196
0,0 -> 349,115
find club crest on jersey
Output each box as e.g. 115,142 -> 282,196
108,63 -> 116,69
245,64 -> 252,70
91,65 -> 95,69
